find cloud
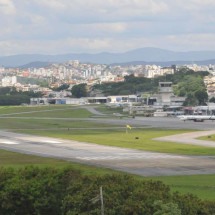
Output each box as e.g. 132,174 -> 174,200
32,0 -> 169,24
0,0 -> 16,15
0,0 -> 214,55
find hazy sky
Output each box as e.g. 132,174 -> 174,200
0,0 -> 215,55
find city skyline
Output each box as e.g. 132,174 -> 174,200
0,0 -> 215,55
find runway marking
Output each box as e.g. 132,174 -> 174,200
40,140 -> 62,144
76,154 -> 187,161
0,141 -> 19,145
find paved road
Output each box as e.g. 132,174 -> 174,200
0,130 -> 215,176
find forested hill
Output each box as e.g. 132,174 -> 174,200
92,69 -> 209,106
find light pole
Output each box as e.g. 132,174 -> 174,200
100,186 -> 105,215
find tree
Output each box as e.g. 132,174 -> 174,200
195,90 -> 208,105
153,200 -> 181,215
209,97 -> 215,103
71,84 -> 87,98
53,84 -> 69,92
0,168 -> 214,214
183,93 -> 198,106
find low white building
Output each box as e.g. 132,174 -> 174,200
107,95 -> 138,104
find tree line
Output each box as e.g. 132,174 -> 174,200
0,166 -> 214,215
0,87 -> 43,105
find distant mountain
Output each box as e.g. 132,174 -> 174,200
19,61 -> 53,69
1,47 -> 215,67
111,59 -> 215,67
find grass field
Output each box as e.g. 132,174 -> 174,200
149,174 -> 215,201
199,134 -> 215,142
0,118 -> 120,130
0,105 -> 215,200
0,105 -> 72,114
0,106 -> 92,118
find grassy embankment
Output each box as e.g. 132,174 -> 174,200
0,105 -> 215,200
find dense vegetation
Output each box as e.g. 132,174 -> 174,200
0,87 -> 43,105
0,167 -> 214,215
52,83 -> 70,92
71,83 -> 87,98
93,69 -> 209,105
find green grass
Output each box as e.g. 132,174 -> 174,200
9,108 -> 92,118
148,174 -> 215,201
199,134 -> 215,142
16,128 -> 215,155
0,105 -> 71,114
0,118 -> 120,130
0,106 -> 92,118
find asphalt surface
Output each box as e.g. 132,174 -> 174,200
0,130 -> 215,176
95,116 -> 215,130
155,130 -> 215,147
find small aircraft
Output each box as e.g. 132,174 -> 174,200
177,115 -> 215,122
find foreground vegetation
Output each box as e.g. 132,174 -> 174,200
0,166 -> 214,215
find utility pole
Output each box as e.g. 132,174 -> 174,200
100,186 -> 105,215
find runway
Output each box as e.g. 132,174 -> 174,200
0,130 -> 215,176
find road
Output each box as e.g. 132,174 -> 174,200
0,130 -> 215,176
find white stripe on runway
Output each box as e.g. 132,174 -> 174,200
0,141 -> 19,145
40,140 -> 62,144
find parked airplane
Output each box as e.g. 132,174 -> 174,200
177,115 -> 215,122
